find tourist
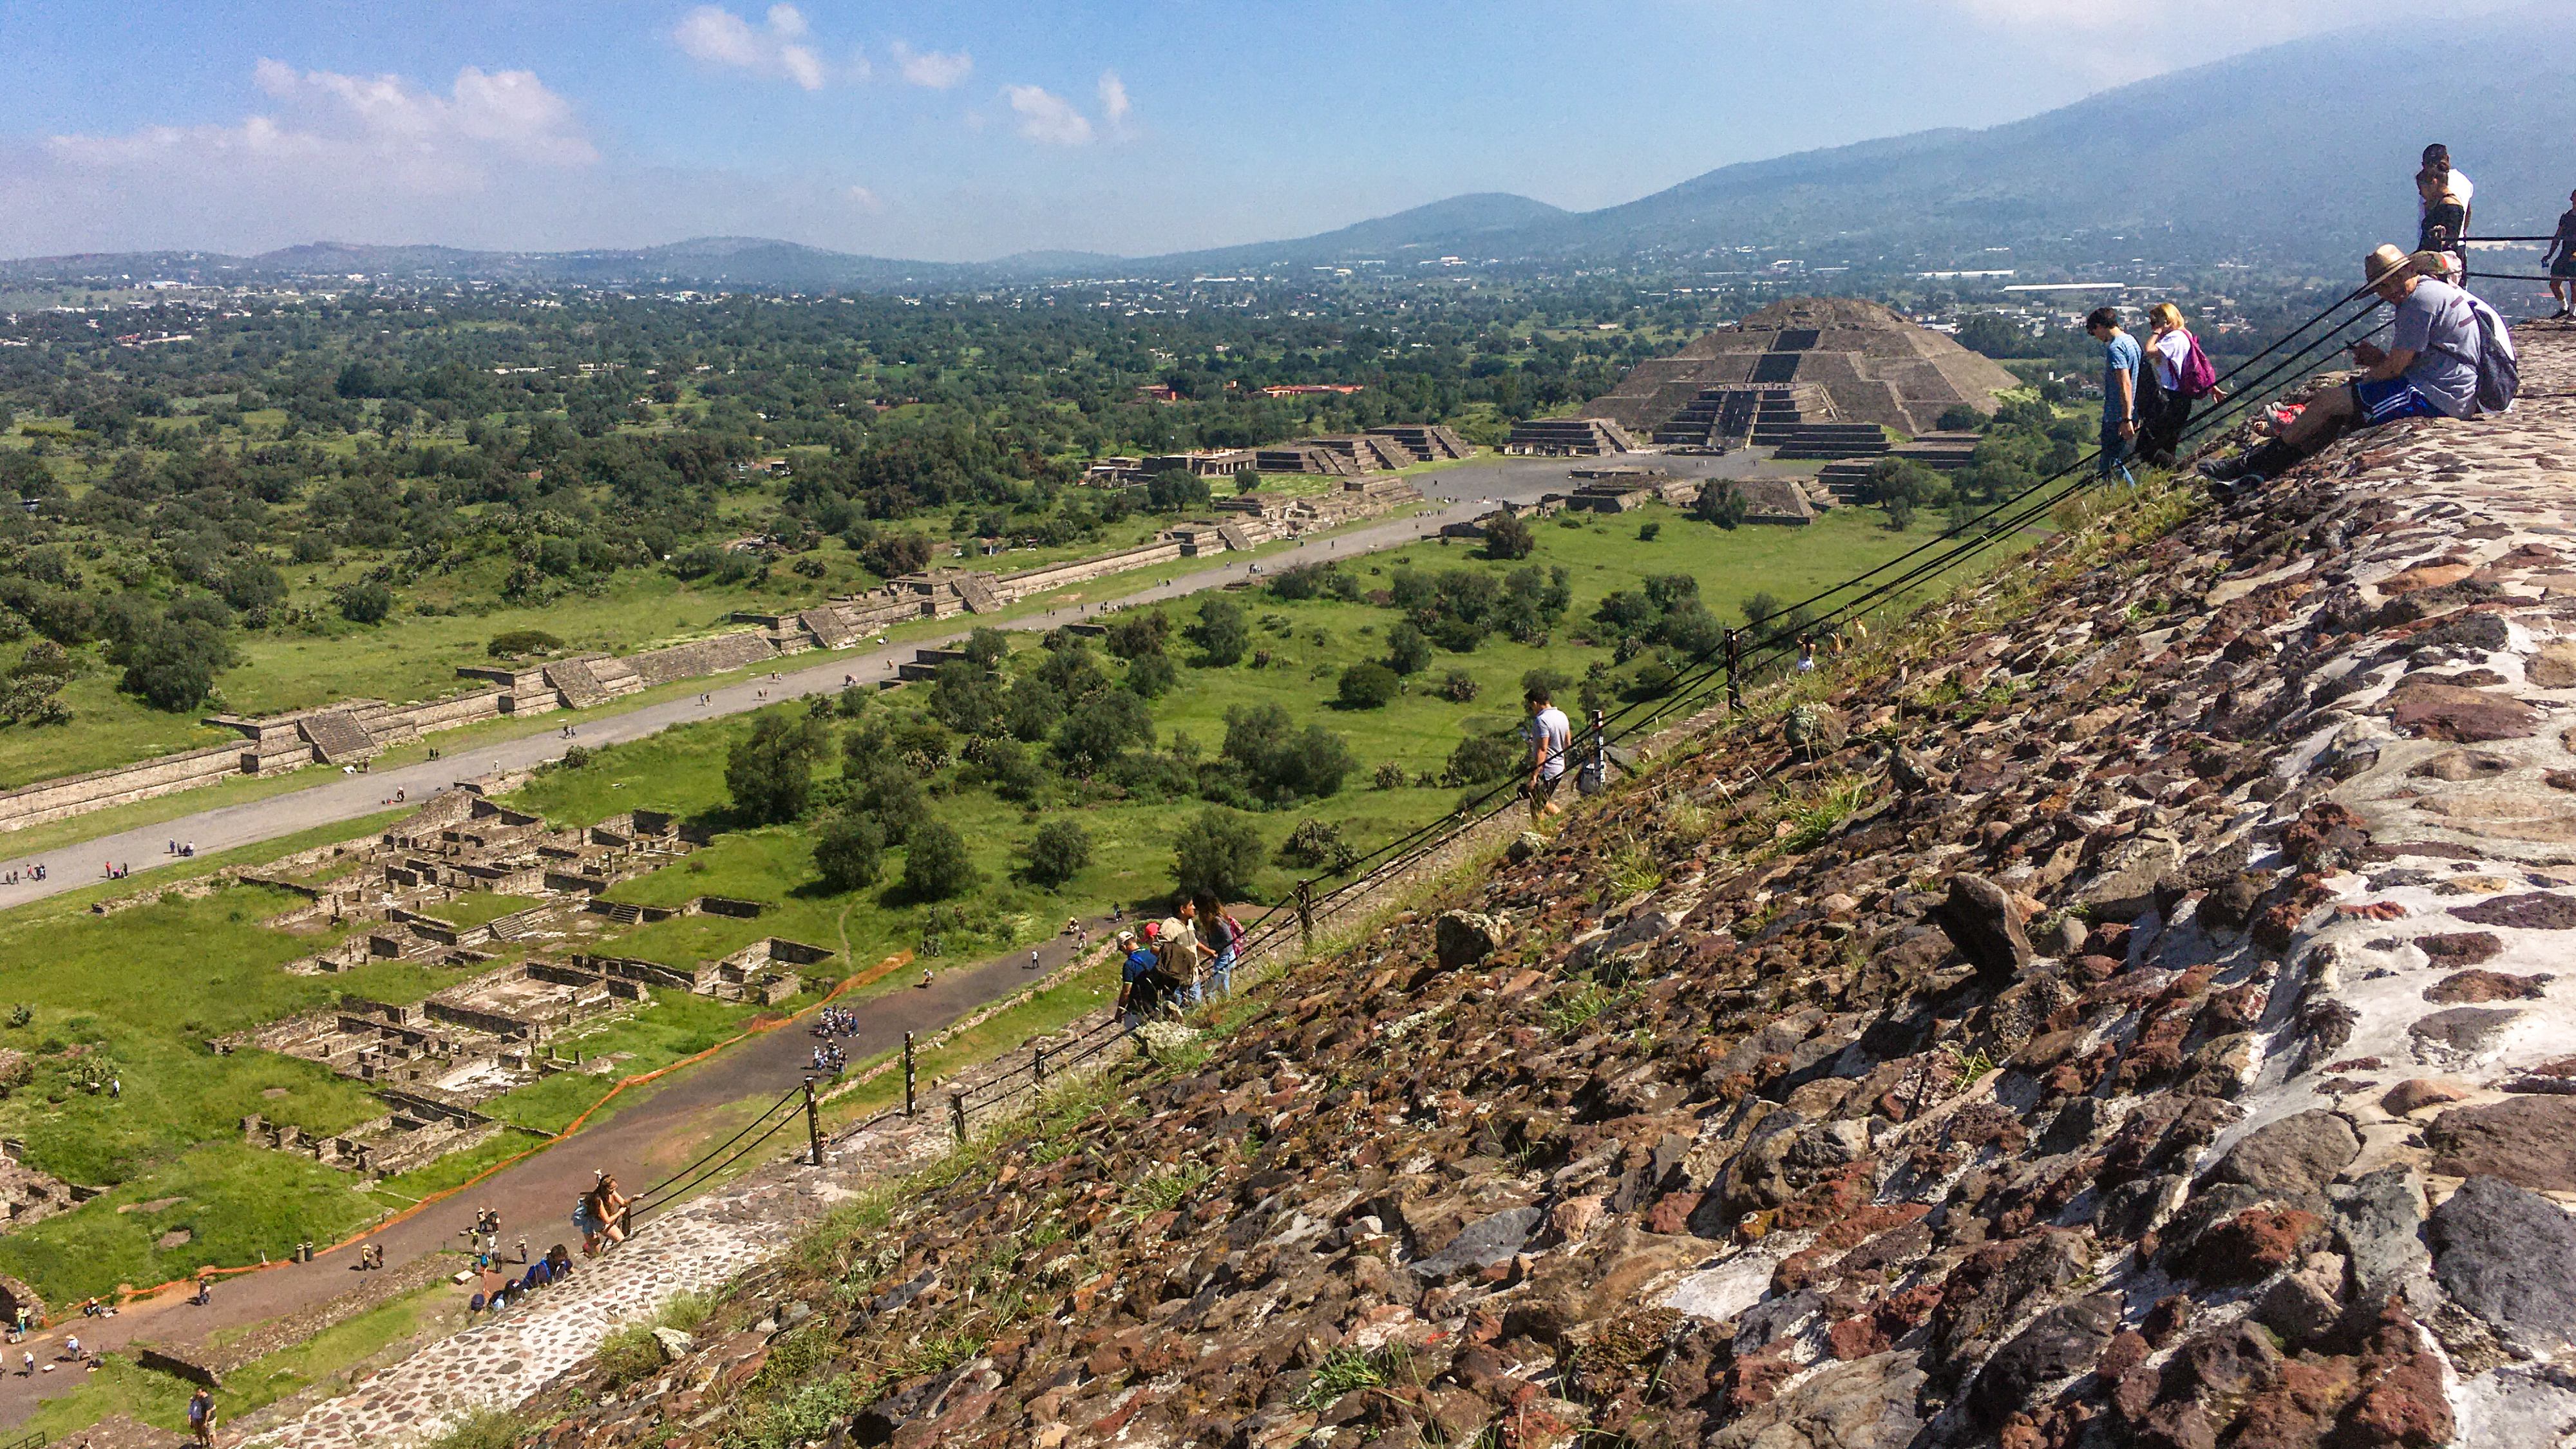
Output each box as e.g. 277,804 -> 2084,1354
188,1387 -> 216,1446
2416,167 -> 2468,281
1115,930 -> 1162,1030
62,1334 -> 80,1360
1796,636 -> 1816,674
2545,189 -> 2576,321
193,1271 -> 213,1306
1521,683 -> 1572,821
1195,893 -> 1244,998
2203,246 -> 2490,487
2084,307 -> 2141,485
1161,902 -> 1205,1005
2419,144 -> 2472,248
19,1350 -> 31,1377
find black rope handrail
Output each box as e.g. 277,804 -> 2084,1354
629,1081 -> 806,1209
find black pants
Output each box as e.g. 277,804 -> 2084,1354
2141,388 -> 2193,467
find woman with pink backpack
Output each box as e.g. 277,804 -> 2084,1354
2140,302 -> 2225,468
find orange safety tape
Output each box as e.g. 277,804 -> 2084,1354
112,952 -> 909,1308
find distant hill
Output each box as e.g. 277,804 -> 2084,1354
8,6 -> 2571,289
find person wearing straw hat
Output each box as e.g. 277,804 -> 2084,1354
2201,246 -> 2481,486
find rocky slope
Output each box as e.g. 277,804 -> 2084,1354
513,331 -> 2576,1449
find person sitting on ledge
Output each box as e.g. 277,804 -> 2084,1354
2202,246 -> 2484,487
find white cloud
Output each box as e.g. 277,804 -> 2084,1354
47,59 -> 596,193
846,184 -> 884,213
673,4 -> 835,90
1097,71 -> 1132,131
1003,84 -> 1094,146
892,42 -> 974,90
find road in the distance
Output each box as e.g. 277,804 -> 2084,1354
0,451 -> 1762,909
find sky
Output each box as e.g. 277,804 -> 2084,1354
0,0 -> 2517,263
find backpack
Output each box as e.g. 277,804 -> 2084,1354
2177,332 -> 2220,399
2429,288 -> 2520,415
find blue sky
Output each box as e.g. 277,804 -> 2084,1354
0,0 -> 2493,261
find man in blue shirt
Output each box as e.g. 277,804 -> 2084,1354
1116,929 -> 1163,1030
2085,307 -> 2141,485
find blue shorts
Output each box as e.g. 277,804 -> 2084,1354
2353,377 -> 2446,425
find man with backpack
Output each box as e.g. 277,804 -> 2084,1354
2202,245 -> 2512,488
1116,929 -> 1164,1030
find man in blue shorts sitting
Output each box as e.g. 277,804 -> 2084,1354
2203,246 -> 2483,486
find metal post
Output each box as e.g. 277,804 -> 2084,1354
1724,629 -> 1743,712
902,1031 -> 916,1117
1296,880 -> 1315,952
949,1092 -> 967,1142
802,1077 -> 822,1166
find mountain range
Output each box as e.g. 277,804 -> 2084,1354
9,6 -> 2572,291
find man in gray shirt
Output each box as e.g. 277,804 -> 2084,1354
2202,245 -> 2483,486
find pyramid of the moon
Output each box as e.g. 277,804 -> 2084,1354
1585,296 -> 2023,443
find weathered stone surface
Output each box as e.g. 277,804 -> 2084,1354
2388,683 -> 2541,741
2415,931 -> 2505,965
1433,911 -> 1507,969
1704,1350 -> 1924,1449
2449,891 -> 2576,929
2530,640 -> 2576,688
649,1327 -> 694,1363
2424,969 -> 2550,1003
1408,1206 -> 1544,1282
2077,836 -> 2183,921
2254,1251 -> 2347,1346
2427,1175 -> 2576,1348
1966,1294 -> 2120,1426
2332,1166 -> 2434,1330
2378,1077 -> 2473,1115
2426,1095 -> 2576,1191
2204,1110 -> 2359,1198
2407,1005 -> 2524,1058
1931,873 -> 2032,978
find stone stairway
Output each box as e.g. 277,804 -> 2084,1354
542,659 -> 613,710
297,709 -> 381,765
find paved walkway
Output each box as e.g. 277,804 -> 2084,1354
0,498 -> 1516,909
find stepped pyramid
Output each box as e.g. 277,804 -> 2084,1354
1587,296 -> 2018,440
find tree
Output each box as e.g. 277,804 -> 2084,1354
811,810 -> 887,893
488,629 -> 564,659
858,531 -> 934,579
1173,808 -> 1265,901
1018,819 -> 1092,889
120,618 -> 234,712
1336,661 -> 1399,710
1221,703 -> 1358,805
1384,622 -> 1433,676
1482,511 -> 1536,560
962,627 -> 1010,669
1052,687 -> 1155,773
974,736 -> 1046,802
1124,650 -> 1177,699
846,757 -> 929,843
1104,611 -> 1171,660
902,816 -> 979,901
726,713 -> 829,824
1692,480 -> 1748,529
1883,495 -> 1917,531
1437,669 -> 1480,703
929,659 -> 1006,736
1144,469 -> 1211,513
336,580 -> 394,624
1186,595 -> 1249,667
1637,520 -> 1661,542
1938,404 -> 1991,431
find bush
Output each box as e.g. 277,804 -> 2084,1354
557,744 -> 593,770
1018,819 -> 1092,889
1336,661 -> 1399,710
844,758 -> 928,843
1144,469 -> 1211,513
1372,761 -> 1410,790
858,531 -> 934,579
1124,650 -> 1177,699
1173,808 -> 1265,901
1384,623 -> 1432,676
1483,511 -> 1535,560
973,736 -> 1046,802
1521,667 -> 1573,703
1052,688 -> 1155,773
1220,703 -> 1357,805
335,580 -> 394,624
811,811 -> 887,893
725,713 -> 829,825
1444,732 -> 1522,787
1938,403 -> 1991,431
1276,817 -> 1359,871
1104,611 -> 1171,659
120,618 -> 234,711
902,816 -> 979,901
1437,669 -> 1480,703
1637,520 -> 1662,542
1691,480 -> 1747,529
487,629 -> 564,659
1186,596 -> 1249,667
1265,564 -> 1347,601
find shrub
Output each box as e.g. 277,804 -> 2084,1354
1938,403 -> 1991,431
557,744 -> 593,770
1336,661 -> 1399,709
857,531 -> 933,579
1444,732 -> 1522,787
1104,611 -> 1171,659
901,817 -> 978,901
1124,650 -> 1177,699
1383,623 -> 1432,677
487,629 -> 564,659
1018,819 -> 1092,889
1692,480 -> 1747,529
1372,761 -> 1409,790
335,580 -> 393,624
1220,703 -> 1356,804
120,618 -> 234,711
1637,520 -> 1661,541
1052,687 -> 1155,773
1437,669 -> 1480,703
1276,817 -> 1358,871
1521,667 -> 1573,703
1173,808 -> 1265,901
844,759 -> 929,844
1483,511 -> 1535,560
812,810 -> 886,893
1186,595 -> 1249,667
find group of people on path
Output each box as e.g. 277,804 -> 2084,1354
469,1241 -> 580,1317
1,862 -> 44,886
1115,895 -> 1246,1029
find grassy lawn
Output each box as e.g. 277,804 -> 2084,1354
414,892 -> 544,931
477,987 -> 796,1135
